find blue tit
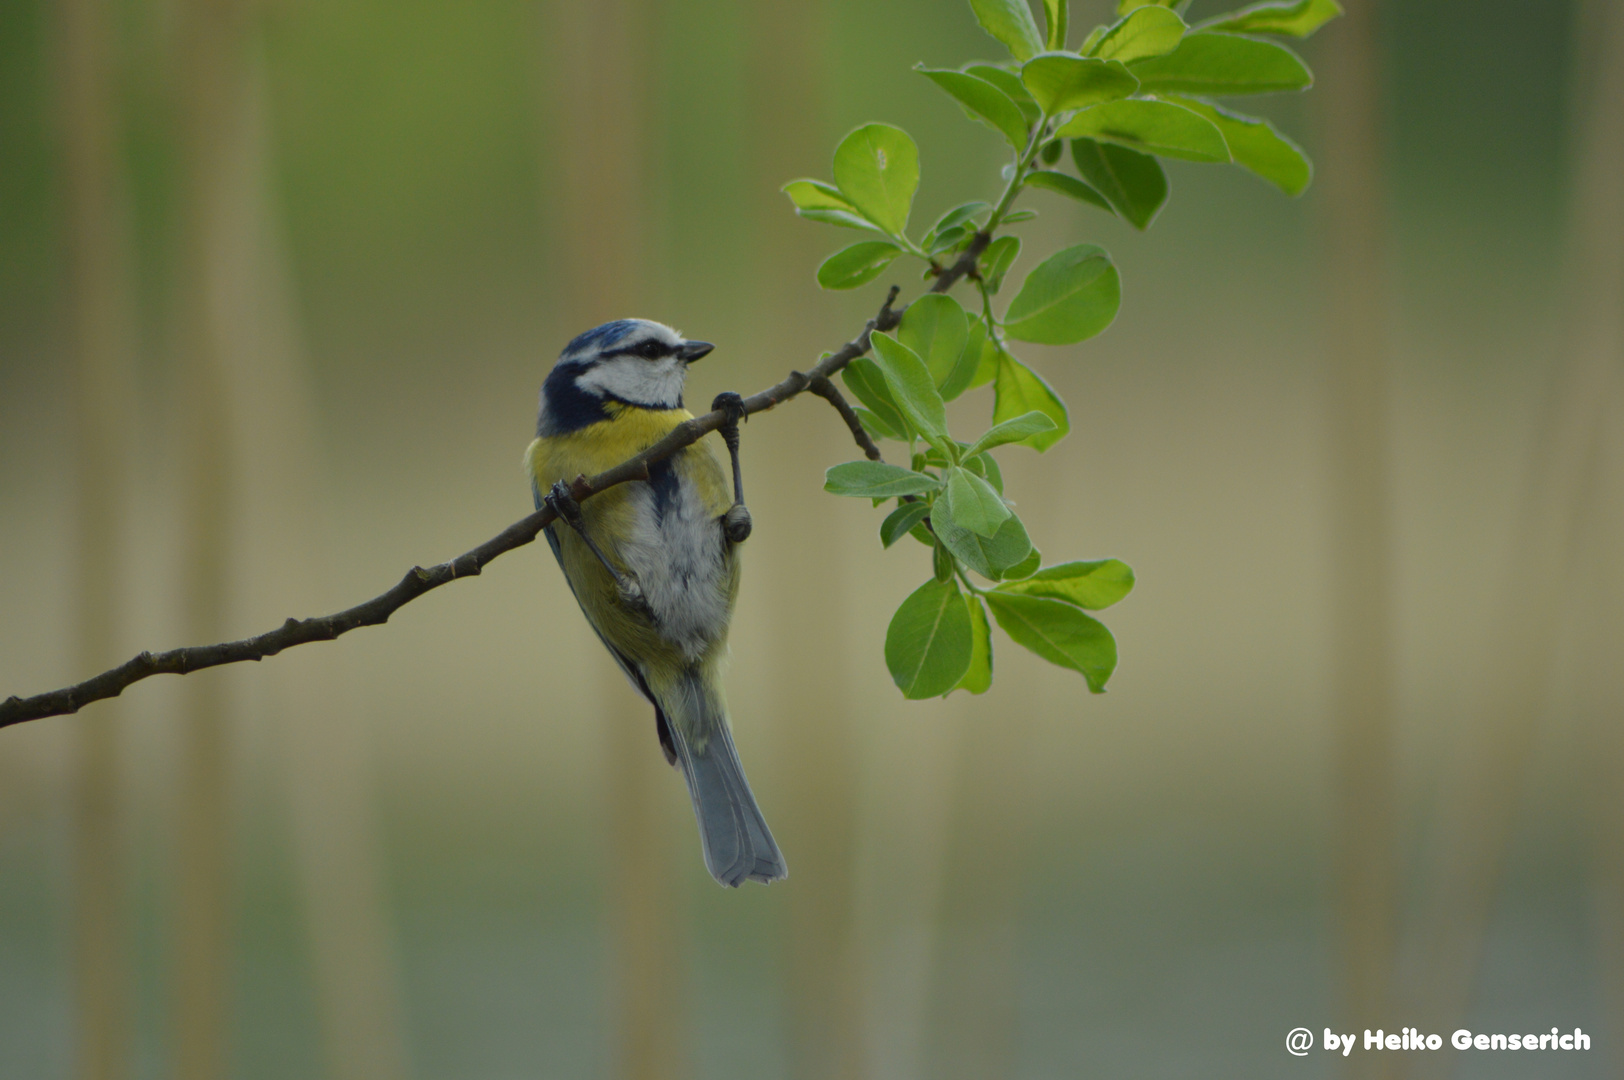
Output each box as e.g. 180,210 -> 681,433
525,318 -> 787,887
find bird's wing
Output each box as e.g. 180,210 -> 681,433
542,524 -> 649,702
543,522 -> 679,765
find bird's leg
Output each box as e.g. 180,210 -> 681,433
712,392 -> 753,544
545,480 -> 646,608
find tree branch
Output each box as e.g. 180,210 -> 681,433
931,231 -> 991,294
807,374 -> 883,462
1,276 -> 960,730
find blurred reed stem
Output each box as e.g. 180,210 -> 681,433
739,3 -> 866,1077
1575,374 -> 1624,1074
55,0 -> 135,1073
1317,0 -> 1399,1065
1562,8 -> 1624,1069
1399,0 -> 1624,1069
173,0 -> 250,1075
1553,39 -> 1624,1071
224,41 -> 414,1080
923,714 -> 1026,1080
546,1 -> 689,1076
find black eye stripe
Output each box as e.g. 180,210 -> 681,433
602,340 -> 673,360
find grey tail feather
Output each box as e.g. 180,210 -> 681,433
664,684 -> 786,888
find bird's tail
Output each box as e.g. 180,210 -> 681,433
659,670 -> 786,887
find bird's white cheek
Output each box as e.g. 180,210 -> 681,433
651,357 -> 688,399
579,357 -> 686,408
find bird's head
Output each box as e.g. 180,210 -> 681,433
539,318 -> 715,434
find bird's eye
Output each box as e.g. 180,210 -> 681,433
638,340 -> 665,359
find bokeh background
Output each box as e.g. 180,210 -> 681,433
2,0 -> 1622,1077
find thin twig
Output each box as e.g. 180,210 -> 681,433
0,281 -> 944,730
807,374 -> 883,462
932,233 -> 991,295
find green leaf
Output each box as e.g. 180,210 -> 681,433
832,124 -> 921,235
798,208 -> 889,231
880,501 -> 934,548
1198,0 -> 1342,38
1089,5 -> 1186,62
870,332 -> 949,441
1004,243 -> 1121,345
853,406 -> 902,441
1070,138 -> 1167,229
824,460 -> 942,498
817,240 -> 904,290
1020,54 -> 1139,114
985,592 -> 1118,692
1042,0 -> 1067,50
1002,546 -> 1042,580
939,313 -> 987,402
931,501 -> 1033,580
917,66 -> 1030,148
969,0 -> 1045,61
784,180 -> 884,231
885,577 -> 975,699
980,235 -> 1021,294
1164,94 -> 1311,194
993,354 -> 1070,449
899,294 -> 971,391
965,323 -> 1001,389
1024,169 -> 1114,214
1129,32 -> 1313,95
1117,0 -> 1183,12
782,178 -> 855,211
966,448 -> 1004,493
966,410 -> 1059,457
944,466 -> 1012,537
965,64 -> 1042,124
843,358 -> 911,438
1001,209 -> 1038,224
1057,99 -> 1229,162
929,201 -> 991,238
954,595 -> 995,694
927,226 -> 968,255
995,558 -> 1135,608
1040,138 -> 1064,164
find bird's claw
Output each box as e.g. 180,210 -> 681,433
723,504 -> 753,544
617,578 -> 653,617
547,480 -> 650,611
545,480 -> 584,526
711,393 -> 752,542
711,391 -> 747,426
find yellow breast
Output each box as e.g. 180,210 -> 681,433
526,403 -> 731,522
528,402 -> 690,481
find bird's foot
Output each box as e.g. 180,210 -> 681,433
712,392 -> 751,541
617,577 -> 655,619
544,480 -> 586,528
711,391 -> 747,428
722,504 -> 753,544
547,480 -> 649,606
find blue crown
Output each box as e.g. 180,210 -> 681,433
562,319 -> 640,357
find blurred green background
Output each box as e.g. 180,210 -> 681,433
2,0 -> 1620,1078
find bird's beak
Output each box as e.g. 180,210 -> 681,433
678,340 -> 715,363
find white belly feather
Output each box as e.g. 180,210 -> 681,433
619,462 -> 733,660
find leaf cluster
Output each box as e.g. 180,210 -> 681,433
786,0 -> 1337,699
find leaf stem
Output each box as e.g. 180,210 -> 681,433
955,565 -> 989,595
985,118 -> 1052,232
977,278 -> 1014,360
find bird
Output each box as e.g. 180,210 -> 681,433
525,318 -> 787,887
